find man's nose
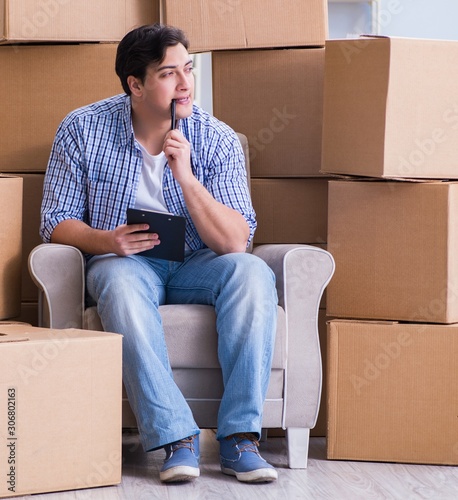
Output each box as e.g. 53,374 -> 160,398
176,71 -> 191,89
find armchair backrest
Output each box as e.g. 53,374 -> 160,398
235,133 -> 253,253
236,132 -> 251,191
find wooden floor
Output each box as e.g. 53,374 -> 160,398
17,430 -> 458,499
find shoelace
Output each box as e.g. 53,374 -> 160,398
230,433 -> 260,454
171,435 -> 196,453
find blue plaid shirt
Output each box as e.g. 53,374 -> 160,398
41,94 -> 256,257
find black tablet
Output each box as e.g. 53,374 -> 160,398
126,208 -> 186,262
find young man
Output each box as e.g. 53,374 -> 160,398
41,24 -> 278,484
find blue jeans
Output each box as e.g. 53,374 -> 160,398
86,249 -> 278,451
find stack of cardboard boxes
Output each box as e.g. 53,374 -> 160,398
0,1 -> 154,496
322,36 -> 458,465
0,0 -> 157,326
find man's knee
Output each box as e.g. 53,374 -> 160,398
87,256 -> 155,299
225,253 -> 276,290
88,256 -> 131,287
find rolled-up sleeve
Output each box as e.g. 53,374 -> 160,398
206,131 -> 257,245
40,117 -> 88,243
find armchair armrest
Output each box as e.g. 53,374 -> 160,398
28,243 -> 86,329
253,244 -> 335,428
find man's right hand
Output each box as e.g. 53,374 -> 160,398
111,223 -> 160,256
50,219 -> 160,257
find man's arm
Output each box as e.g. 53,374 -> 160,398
178,177 -> 249,255
51,219 -> 160,257
163,129 -> 250,255
41,109 -> 159,257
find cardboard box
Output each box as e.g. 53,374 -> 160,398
0,44 -> 122,172
327,179 -> 458,323
160,0 -> 327,52
327,319 -> 458,465
17,175 -> 44,302
0,321 -> 30,326
0,0 -> 157,43
321,36 -> 458,179
0,176 -> 22,320
0,324 -> 122,497
252,178 -> 328,244
213,48 -> 325,177
311,309 -> 328,437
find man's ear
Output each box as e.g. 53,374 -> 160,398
127,75 -> 143,97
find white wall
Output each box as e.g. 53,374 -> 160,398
193,53 -> 213,114
329,0 -> 458,40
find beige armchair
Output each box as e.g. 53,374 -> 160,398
28,134 -> 334,468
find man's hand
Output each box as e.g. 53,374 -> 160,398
50,219 -> 160,257
163,129 -> 193,186
111,223 -> 160,256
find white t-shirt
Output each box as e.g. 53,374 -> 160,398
134,142 -> 169,213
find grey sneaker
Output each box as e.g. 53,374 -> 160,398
160,434 -> 200,482
220,433 -> 278,483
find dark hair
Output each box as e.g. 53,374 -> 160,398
115,24 -> 189,95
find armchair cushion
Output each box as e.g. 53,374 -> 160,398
86,303 -> 287,369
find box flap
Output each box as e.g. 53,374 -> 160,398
328,176 -> 453,184
359,35 -> 421,42
326,318 -> 398,326
0,1 -> 6,40
360,34 -> 389,39
0,324 -> 121,342
0,332 -> 29,343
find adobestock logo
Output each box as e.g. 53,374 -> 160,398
408,280 -> 458,326
339,0 -> 404,64
248,106 -> 297,162
15,330 -> 71,384
211,0 -> 242,19
350,330 -> 413,396
397,103 -> 458,176
20,0 -> 71,38
74,450 -> 121,496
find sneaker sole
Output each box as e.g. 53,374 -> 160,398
221,466 -> 278,483
160,465 -> 200,483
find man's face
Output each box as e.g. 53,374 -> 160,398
138,43 -> 194,123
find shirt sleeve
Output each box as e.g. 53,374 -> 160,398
204,128 -> 257,246
40,116 -> 88,243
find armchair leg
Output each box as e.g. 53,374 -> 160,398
286,427 -> 310,469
